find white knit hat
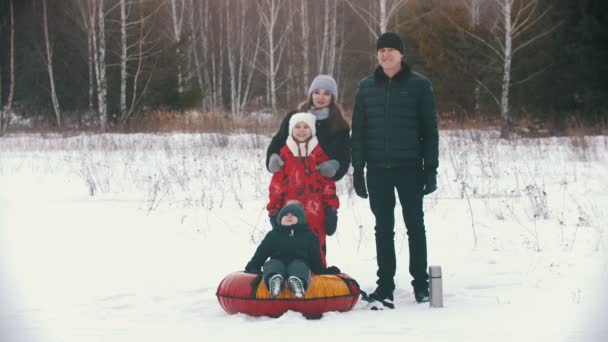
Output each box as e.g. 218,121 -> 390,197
289,112 -> 316,137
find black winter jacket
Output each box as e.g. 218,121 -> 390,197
244,222 -> 331,275
351,62 -> 439,173
266,110 -> 351,181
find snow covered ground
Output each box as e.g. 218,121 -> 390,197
1,131 -> 607,342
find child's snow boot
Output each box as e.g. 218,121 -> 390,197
268,274 -> 283,297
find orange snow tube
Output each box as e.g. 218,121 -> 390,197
216,271 -> 360,319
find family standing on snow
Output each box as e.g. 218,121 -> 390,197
245,32 -> 439,308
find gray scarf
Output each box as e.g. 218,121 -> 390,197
308,106 -> 329,120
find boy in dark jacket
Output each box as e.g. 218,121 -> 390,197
244,200 -> 340,297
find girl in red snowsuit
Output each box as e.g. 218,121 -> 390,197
267,112 -> 339,266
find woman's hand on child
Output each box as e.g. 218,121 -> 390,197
324,207 -> 338,236
316,160 -> 340,178
268,153 -> 285,173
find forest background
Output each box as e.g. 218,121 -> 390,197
0,0 -> 606,135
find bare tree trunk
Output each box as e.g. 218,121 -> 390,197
208,4 -> 224,109
72,0 -> 95,128
235,1 -> 246,114
121,1 -> 156,128
328,1 -> 338,76
455,0 -> 559,134
240,29 -> 260,112
192,0 -> 211,108
169,0 -> 185,95
300,0 -> 310,93
189,0 -> 203,106
286,34 -> 295,105
217,6 -> 224,109
0,47 -> 2,120
119,0 -> 127,118
0,0 -> 13,134
92,0 -> 108,131
500,0 -> 513,127
228,0 -> 258,114
3,0 -> 15,135
335,4 -> 346,102
379,0 -> 387,33
88,29 -> 94,112
318,0 -> 330,73
226,2 -> 237,113
471,0 -> 481,27
42,0 -> 62,128
465,0 -> 482,115
256,0 -> 287,112
345,0 -> 408,37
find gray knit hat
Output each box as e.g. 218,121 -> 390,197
307,75 -> 338,99
277,200 -> 306,225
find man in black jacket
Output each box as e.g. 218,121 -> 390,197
350,32 -> 439,308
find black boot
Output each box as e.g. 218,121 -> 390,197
362,287 -> 395,310
414,287 -> 429,303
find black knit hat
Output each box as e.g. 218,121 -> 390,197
376,32 -> 404,54
277,201 -> 306,225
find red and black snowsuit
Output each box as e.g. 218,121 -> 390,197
267,143 -> 339,266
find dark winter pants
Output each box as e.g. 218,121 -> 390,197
262,259 -> 312,290
366,166 -> 429,293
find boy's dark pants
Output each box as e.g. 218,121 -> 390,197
366,166 -> 429,294
263,259 -> 312,290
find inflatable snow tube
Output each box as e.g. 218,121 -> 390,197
216,271 -> 360,319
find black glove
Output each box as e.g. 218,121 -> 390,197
353,168 -> 368,199
244,265 -> 261,274
269,215 -> 279,230
324,207 -> 338,236
422,171 -> 437,195
324,266 -> 341,274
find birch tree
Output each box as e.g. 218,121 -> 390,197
300,0 -> 310,94
72,0 -> 95,112
71,0 -> 107,128
318,0 -> 330,73
119,0 -> 128,119
189,0 -> 210,108
92,0 -> 108,131
327,0 -> 338,77
462,0 -> 482,114
167,0 -> 186,96
457,0 -> 559,131
344,0 -> 409,37
214,5 -> 224,109
119,0 -> 158,127
42,0 -> 62,127
0,20 -> 3,116
225,0 -> 260,114
256,0 -> 290,112
1,0 -> 15,134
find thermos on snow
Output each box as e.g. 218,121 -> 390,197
429,265 -> 443,308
